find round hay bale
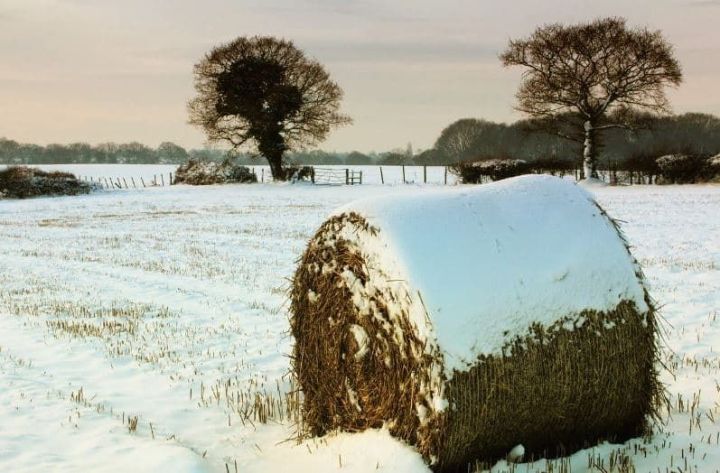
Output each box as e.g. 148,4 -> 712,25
174,158 -> 257,185
0,166 -> 92,199
290,175 -> 661,472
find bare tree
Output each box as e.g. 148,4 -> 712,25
501,17 -> 682,179
188,36 -> 351,180
435,119 -> 509,163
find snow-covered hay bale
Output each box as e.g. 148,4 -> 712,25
174,158 -> 257,185
450,158 -> 529,183
709,154 -> 720,177
290,175 -> 660,471
656,154 -> 708,184
0,166 -> 92,199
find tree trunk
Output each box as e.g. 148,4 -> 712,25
267,154 -> 285,181
583,120 -> 599,180
258,135 -> 287,181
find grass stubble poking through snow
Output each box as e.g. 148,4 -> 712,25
0,182 -> 719,472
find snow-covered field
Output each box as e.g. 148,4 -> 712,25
0,164 -> 459,186
1,178 -> 719,472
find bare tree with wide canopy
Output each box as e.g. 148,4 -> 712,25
189,36 -> 351,180
501,17 -> 682,179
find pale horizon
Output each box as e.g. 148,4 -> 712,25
1,0 -> 718,153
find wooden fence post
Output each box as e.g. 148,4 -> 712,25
122,177 -> 129,188
423,165 -> 427,184
131,177 -> 137,189
444,166 -> 448,185
379,166 -> 384,184
345,168 -> 349,185
402,165 -> 406,184
612,162 -> 618,185
261,169 -> 264,183
161,174 -> 165,186
141,177 -> 146,187
169,172 -> 173,185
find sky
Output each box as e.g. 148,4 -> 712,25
0,0 -> 718,153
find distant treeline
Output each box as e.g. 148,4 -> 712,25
2,112 -> 719,167
0,140 -> 191,165
432,113 -> 720,167
0,139 -> 386,166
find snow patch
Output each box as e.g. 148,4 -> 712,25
578,177 -> 609,188
349,324 -> 369,361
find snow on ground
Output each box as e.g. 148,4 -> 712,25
1,177 -> 719,472
0,164 -> 459,186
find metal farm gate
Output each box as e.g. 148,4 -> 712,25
312,167 -> 363,185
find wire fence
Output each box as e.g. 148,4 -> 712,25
79,173 -> 174,189
75,164 -> 664,190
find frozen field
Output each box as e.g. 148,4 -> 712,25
1,180 -> 719,472
0,164 -> 459,186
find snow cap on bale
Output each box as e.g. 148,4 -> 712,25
339,175 -> 648,369
290,175 -> 660,472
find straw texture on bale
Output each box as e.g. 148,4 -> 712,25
291,213 -> 447,461
0,166 -> 92,199
290,182 -> 661,472
174,158 -> 257,185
